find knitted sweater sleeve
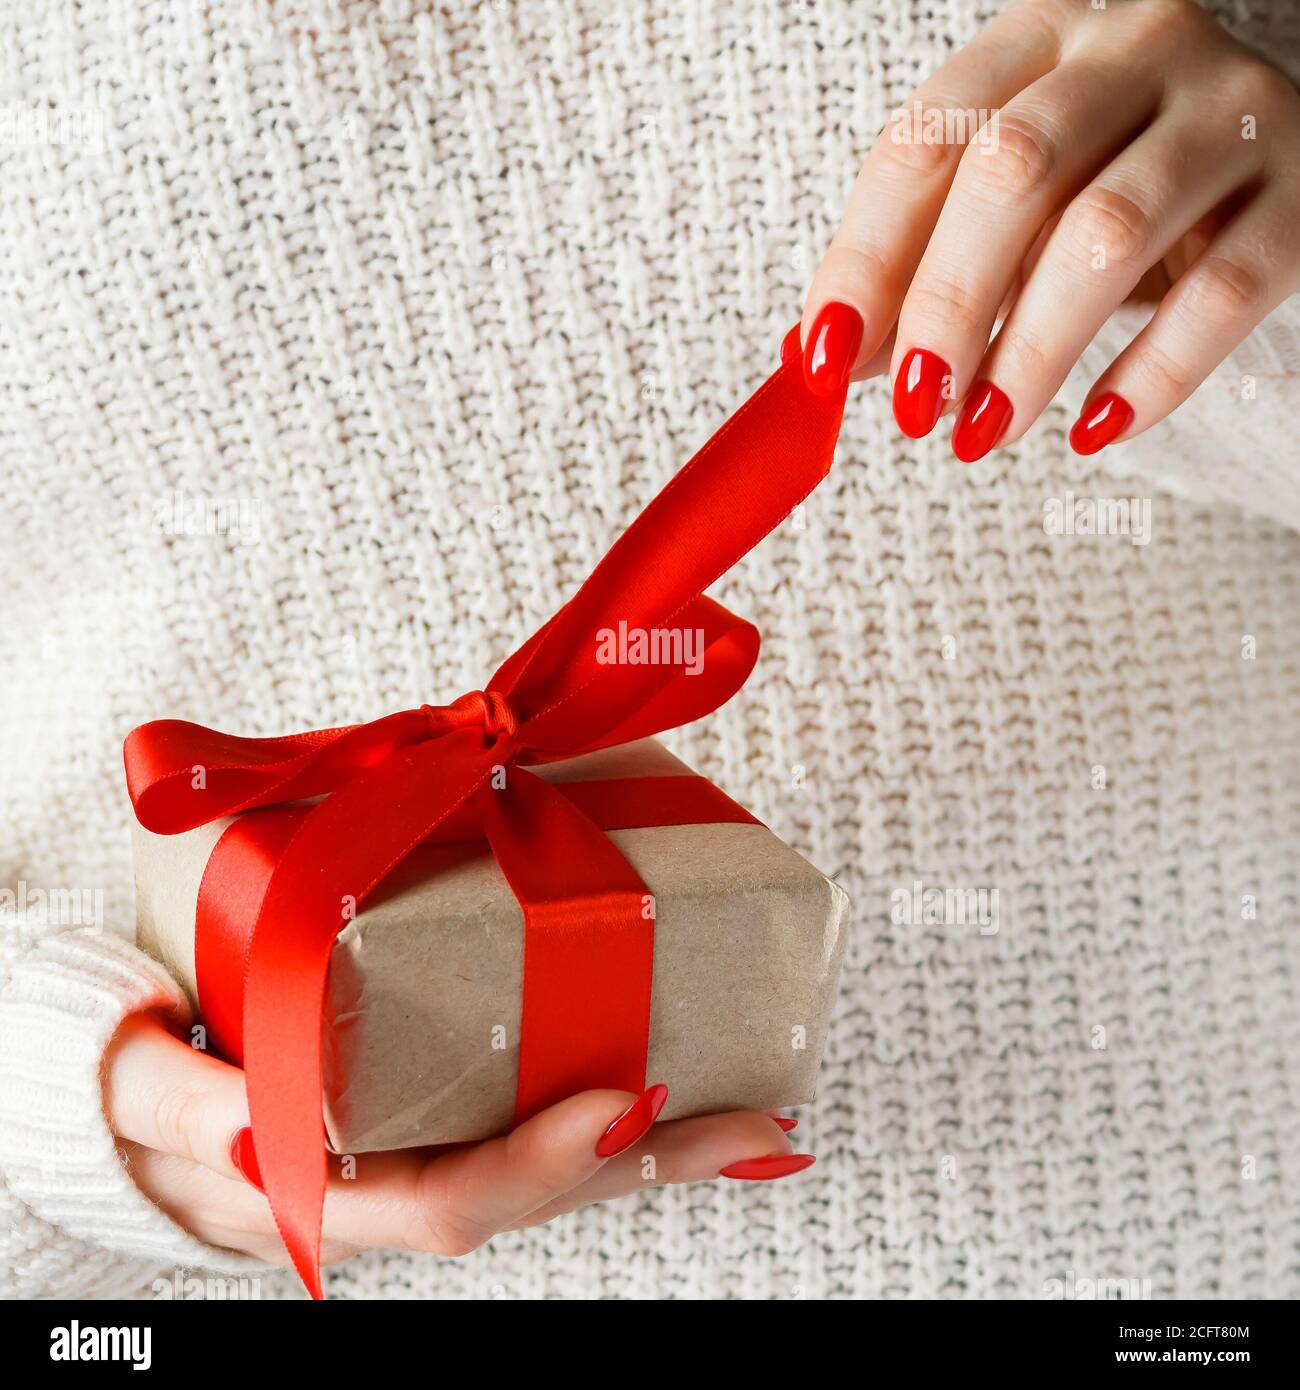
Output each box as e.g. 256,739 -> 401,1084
0,921 -> 263,1298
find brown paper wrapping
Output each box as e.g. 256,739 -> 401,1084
132,738 -> 849,1151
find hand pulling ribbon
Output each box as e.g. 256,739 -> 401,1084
123,327 -> 847,1297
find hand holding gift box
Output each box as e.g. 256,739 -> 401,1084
124,326 -> 850,1296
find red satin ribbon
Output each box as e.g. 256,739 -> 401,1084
123,334 -> 846,1296
193,775 -> 759,1069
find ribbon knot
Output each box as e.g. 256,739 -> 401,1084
435,689 -> 518,745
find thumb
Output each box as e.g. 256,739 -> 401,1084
103,1009 -> 250,1182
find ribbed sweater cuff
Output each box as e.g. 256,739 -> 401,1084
0,928 -> 262,1275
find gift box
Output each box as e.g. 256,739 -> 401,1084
132,736 -> 849,1152
122,321 -> 852,1296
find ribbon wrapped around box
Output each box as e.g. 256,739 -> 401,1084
123,326 -> 850,1297
133,736 -> 849,1148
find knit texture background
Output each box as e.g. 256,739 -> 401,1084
2,0 -> 1299,1298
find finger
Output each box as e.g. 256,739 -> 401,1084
407,1087 -> 672,1253
890,57 -> 1160,438
856,327 -> 894,381
122,1140 -> 368,1267
131,1085 -> 677,1262
117,1141 -> 282,1257
960,105 -> 1268,458
1067,185 -> 1300,453
799,2 -> 1064,394
104,1010 -> 249,1181
289,1087 -> 668,1258
507,1109 -> 802,1229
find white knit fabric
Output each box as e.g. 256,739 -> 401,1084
1,0 -> 1299,1300
0,925 -> 264,1297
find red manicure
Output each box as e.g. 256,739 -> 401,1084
780,322 -> 802,365
594,1083 -> 669,1158
1069,391 -> 1134,454
952,380 -> 1013,462
801,301 -> 864,397
719,1153 -> 816,1181
230,1126 -> 264,1192
773,1117 -> 798,1133
893,347 -> 951,438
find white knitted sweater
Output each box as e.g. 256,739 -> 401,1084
2,0 -> 1299,1301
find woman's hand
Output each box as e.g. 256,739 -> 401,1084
103,1011 -> 809,1270
800,0 -> 1300,458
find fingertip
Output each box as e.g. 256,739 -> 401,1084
104,1008 -> 251,1181
720,1153 -> 817,1182
230,1126 -> 264,1191
508,1088 -> 644,1166
670,1109 -> 798,1180
1069,390 -> 1135,454
801,300 -> 866,397
952,379 -> 1014,462
593,1083 -> 670,1159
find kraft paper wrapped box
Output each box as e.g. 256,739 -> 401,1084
132,738 -> 849,1152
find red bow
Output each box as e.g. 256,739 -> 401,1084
123,330 -> 846,1296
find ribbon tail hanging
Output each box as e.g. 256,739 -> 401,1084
241,731 -> 506,1296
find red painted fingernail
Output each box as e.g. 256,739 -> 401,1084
719,1153 -> 817,1181
1068,391 -> 1134,454
952,379 -> 1013,462
773,1117 -> 798,1133
801,301 -> 864,397
594,1083 -> 669,1158
893,347 -> 951,438
780,322 -> 802,364
230,1126 -> 264,1192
